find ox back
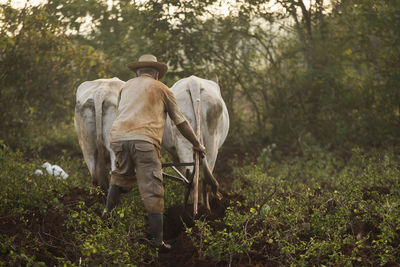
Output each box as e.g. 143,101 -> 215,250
74,78 -> 124,192
162,75 -> 229,210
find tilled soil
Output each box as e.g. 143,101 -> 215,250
3,145 -> 397,266
1,145 -> 263,266
0,189 -> 248,266
0,187 -> 102,266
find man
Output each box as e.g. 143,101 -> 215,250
102,54 -> 205,250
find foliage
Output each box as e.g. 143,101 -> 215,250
63,195 -> 157,266
0,143 -> 157,266
2,0 -> 400,151
186,205 -> 263,264
231,146 -> 400,265
1,137 -> 400,265
0,141 -> 66,215
1,0 -> 400,265
0,4 -> 108,150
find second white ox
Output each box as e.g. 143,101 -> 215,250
74,77 -> 125,192
162,75 -> 229,210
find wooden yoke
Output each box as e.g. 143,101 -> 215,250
193,99 -> 201,215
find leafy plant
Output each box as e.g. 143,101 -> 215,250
186,205 -> 263,264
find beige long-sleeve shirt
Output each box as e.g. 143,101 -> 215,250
109,74 -> 186,147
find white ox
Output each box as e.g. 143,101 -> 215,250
162,75 -> 229,210
74,78 -> 125,192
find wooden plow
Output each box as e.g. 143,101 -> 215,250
162,99 -> 202,216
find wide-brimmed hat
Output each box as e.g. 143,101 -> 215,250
127,54 -> 168,79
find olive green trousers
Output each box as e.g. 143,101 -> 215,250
110,140 -> 164,213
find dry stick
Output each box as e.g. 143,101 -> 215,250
193,99 -> 201,216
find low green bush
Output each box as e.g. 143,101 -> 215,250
0,141 -> 67,215
228,146 -> 400,265
0,142 -> 157,266
186,205 -> 263,264
2,139 -> 399,266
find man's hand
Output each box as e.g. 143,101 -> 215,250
193,144 -> 206,158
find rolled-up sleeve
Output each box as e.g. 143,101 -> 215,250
164,89 -> 186,125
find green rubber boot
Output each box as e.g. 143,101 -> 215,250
148,213 -> 171,251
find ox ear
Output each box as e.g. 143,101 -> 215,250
211,74 -> 219,84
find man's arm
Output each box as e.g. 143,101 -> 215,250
176,120 -> 206,157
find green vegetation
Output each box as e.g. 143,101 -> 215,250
228,147 -> 400,265
0,142 -> 158,266
1,0 -> 400,265
1,141 -> 399,265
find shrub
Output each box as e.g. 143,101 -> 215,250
0,142 -> 157,265
186,205 -> 263,264
229,147 -> 400,265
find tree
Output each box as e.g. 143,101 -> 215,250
0,4 -> 108,149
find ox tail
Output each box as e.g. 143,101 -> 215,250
188,77 -> 222,200
94,90 -> 108,192
202,158 -> 222,200
187,76 -> 201,127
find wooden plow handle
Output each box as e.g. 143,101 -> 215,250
193,99 -> 201,216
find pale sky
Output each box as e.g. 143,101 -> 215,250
0,0 -> 299,13
0,0 -> 44,8
1,0 -> 320,19
0,0 -> 234,14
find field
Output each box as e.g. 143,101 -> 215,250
1,1 -> 400,266
1,135 -> 399,266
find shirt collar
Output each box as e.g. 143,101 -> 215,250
139,73 -> 155,79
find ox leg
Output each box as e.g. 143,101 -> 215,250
203,138 -> 218,172
93,105 -> 117,191
102,184 -> 122,218
75,111 -> 98,186
85,152 -> 97,186
103,105 -> 117,175
110,152 -> 116,172
202,138 -> 221,199
183,169 -> 192,213
202,180 -> 210,211
174,135 -> 203,206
